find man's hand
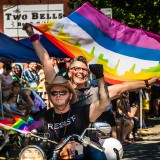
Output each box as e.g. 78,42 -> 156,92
89,64 -> 104,79
22,23 -> 35,37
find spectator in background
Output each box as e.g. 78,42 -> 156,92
129,91 -> 140,118
50,57 -> 59,73
23,62 -> 39,90
12,64 -> 28,87
64,58 -> 72,69
12,64 -> 23,82
57,61 -> 69,79
0,63 -> 13,102
128,91 -> 140,138
141,89 -> 151,128
0,62 -> 3,74
150,84 -> 160,118
50,58 -> 71,79
11,81 -> 46,119
3,92 -> 24,118
115,95 -> 134,144
36,64 -> 48,107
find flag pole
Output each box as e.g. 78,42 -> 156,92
139,89 -> 143,129
0,123 -> 28,134
0,123 -> 58,144
0,80 -> 4,119
17,63 -> 24,103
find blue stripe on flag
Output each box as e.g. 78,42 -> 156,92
68,12 -> 160,61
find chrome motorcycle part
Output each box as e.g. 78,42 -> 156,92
19,145 -> 46,160
92,122 -> 111,135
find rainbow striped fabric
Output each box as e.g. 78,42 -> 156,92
0,116 -> 42,132
34,2 -> 160,84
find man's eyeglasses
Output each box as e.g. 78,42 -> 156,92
50,90 -> 68,96
70,67 -> 89,72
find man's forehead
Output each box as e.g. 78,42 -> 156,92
50,85 -> 68,91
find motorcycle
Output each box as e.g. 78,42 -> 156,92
0,122 -> 123,160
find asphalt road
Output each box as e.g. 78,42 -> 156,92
122,140 -> 160,160
122,118 -> 160,160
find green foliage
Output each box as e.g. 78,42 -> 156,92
67,0 -> 160,34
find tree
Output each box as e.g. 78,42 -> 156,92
67,0 -> 160,34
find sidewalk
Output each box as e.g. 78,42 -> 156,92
138,117 -> 160,141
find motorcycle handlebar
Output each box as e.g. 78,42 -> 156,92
82,137 -> 104,152
54,134 -> 80,151
53,134 -> 105,153
50,134 -> 105,160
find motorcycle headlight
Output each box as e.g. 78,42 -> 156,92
19,145 -> 46,160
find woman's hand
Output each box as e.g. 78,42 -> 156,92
22,23 -> 35,37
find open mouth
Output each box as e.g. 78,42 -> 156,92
75,74 -> 85,80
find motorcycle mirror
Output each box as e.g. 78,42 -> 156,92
92,122 -> 111,135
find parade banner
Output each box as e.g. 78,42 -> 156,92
34,2 -> 160,84
0,32 -> 66,63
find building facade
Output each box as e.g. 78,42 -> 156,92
0,0 -> 71,38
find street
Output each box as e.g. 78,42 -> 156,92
123,140 -> 160,160
122,118 -> 160,160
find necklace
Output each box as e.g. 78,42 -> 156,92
54,104 -> 68,114
53,107 -> 71,140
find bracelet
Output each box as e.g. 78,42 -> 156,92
29,34 -> 40,42
144,80 -> 149,87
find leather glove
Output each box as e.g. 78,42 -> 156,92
89,64 -> 104,79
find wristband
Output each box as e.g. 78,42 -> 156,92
95,74 -> 104,79
29,34 -> 40,42
144,80 -> 149,87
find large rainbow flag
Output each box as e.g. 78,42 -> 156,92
33,2 -> 160,84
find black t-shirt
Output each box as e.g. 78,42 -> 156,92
39,104 -> 90,142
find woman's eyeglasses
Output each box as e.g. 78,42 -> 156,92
70,67 -> 89,72
50,90 -> 68,96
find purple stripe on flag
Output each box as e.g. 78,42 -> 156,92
76,2 -> 160,50
28,121 -> 43,131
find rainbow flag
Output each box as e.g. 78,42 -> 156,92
12,116 -> 29,131
0,116 -> 42,132
34,2 -> 160,84
0,119 -> 13,127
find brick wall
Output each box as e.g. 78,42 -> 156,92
0,0 -> 71,33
